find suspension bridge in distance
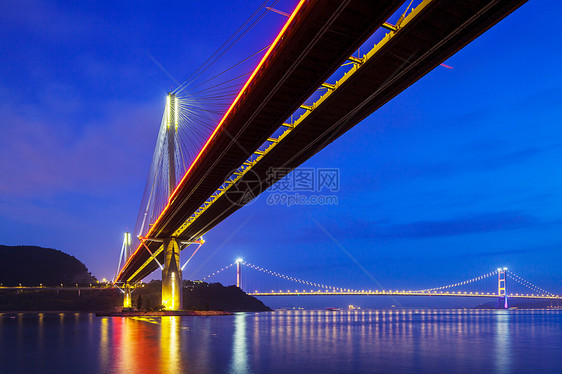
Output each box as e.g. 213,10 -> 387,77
200,260 -> 562,309
113,0 -> 530,311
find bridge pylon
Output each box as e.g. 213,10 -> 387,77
161,238 -> 183,311
497,267 -> 508,309
166,93 -> 178,192
159,93 -> 183,311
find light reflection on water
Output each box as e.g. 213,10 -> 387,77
231,313 -> 249,374
1,309 -> 561,373
495,311 -> 511,374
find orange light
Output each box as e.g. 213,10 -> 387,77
117,0 -> 307,282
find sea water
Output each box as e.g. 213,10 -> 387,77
1,309 -> 561,373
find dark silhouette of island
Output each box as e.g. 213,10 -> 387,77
131,280 -> 272,312
0,280 -> 271,312
0,288 -> 122,311
474,299 -> 561,309
0,245 -> 96,286
184,281 -> 271,312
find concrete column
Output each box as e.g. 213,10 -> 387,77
162,238 -> 182,310
167,93 -> 177,193
161,93 -> 182,311
123,284 -> 132,308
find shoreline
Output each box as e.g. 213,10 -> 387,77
0,310 -> 234,316
96,310 -> 233,317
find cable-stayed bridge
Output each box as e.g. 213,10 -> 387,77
113,0 -> 530,310
201,261 -> 562,308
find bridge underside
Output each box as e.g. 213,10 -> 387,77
180,0 -> 529,242
117,0 -> 528,285
117,0 -> 405,283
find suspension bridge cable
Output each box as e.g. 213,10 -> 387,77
178,4 -> 275,94
186,73 -> 252,96
200,263 -> 236,281
508,275 -> 548,296
507,271 -> 554,296
415,271 -> 497,292
174,0 -> 279,95
172,0 -> 270,93
241,262 -> 351,292
186,45 -> 271,92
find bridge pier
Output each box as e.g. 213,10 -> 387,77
123,283 -> 132,308
162,238 -> 182,311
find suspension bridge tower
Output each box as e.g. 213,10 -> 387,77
236,258 -> 243,290
497,267 -> 508,309
161,93 -> 183,311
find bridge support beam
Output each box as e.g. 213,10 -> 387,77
162,238 -> 182,311
123,284 -> 132,309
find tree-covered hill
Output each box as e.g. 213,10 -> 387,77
0,245 -> 96,286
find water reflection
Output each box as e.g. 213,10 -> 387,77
495,311 -> 511,374
160,317 -> 182,373
99,318 -> 109,370
1,310 -> 561,373
230,313 -> 250,374
239,309 -> 561,373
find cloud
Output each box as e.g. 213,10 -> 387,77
339,141 -> 562,202
369,211 -> 537,239
0,99 -> 159,199
0,0 -> 101,41
449,243 -> 562,259
299,211 -> 537,242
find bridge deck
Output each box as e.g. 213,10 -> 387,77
117,0 -> 405,283
175,0 -> 528,241
151,0 -> 404,240
118,0 -> 528,284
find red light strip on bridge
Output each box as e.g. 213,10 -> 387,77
117,0 -> 307,282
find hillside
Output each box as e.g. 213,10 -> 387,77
0,245 -> 97,286
0,281 -> 272,312
184,281 -> 272,312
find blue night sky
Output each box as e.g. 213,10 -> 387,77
1,1 -> 560,307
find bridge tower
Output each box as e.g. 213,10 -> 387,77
236,258 -> 243,290
166,93 -> 178,194
161,93 -> 183,311
497,267 -> 508,309
117,232 -> 133,308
